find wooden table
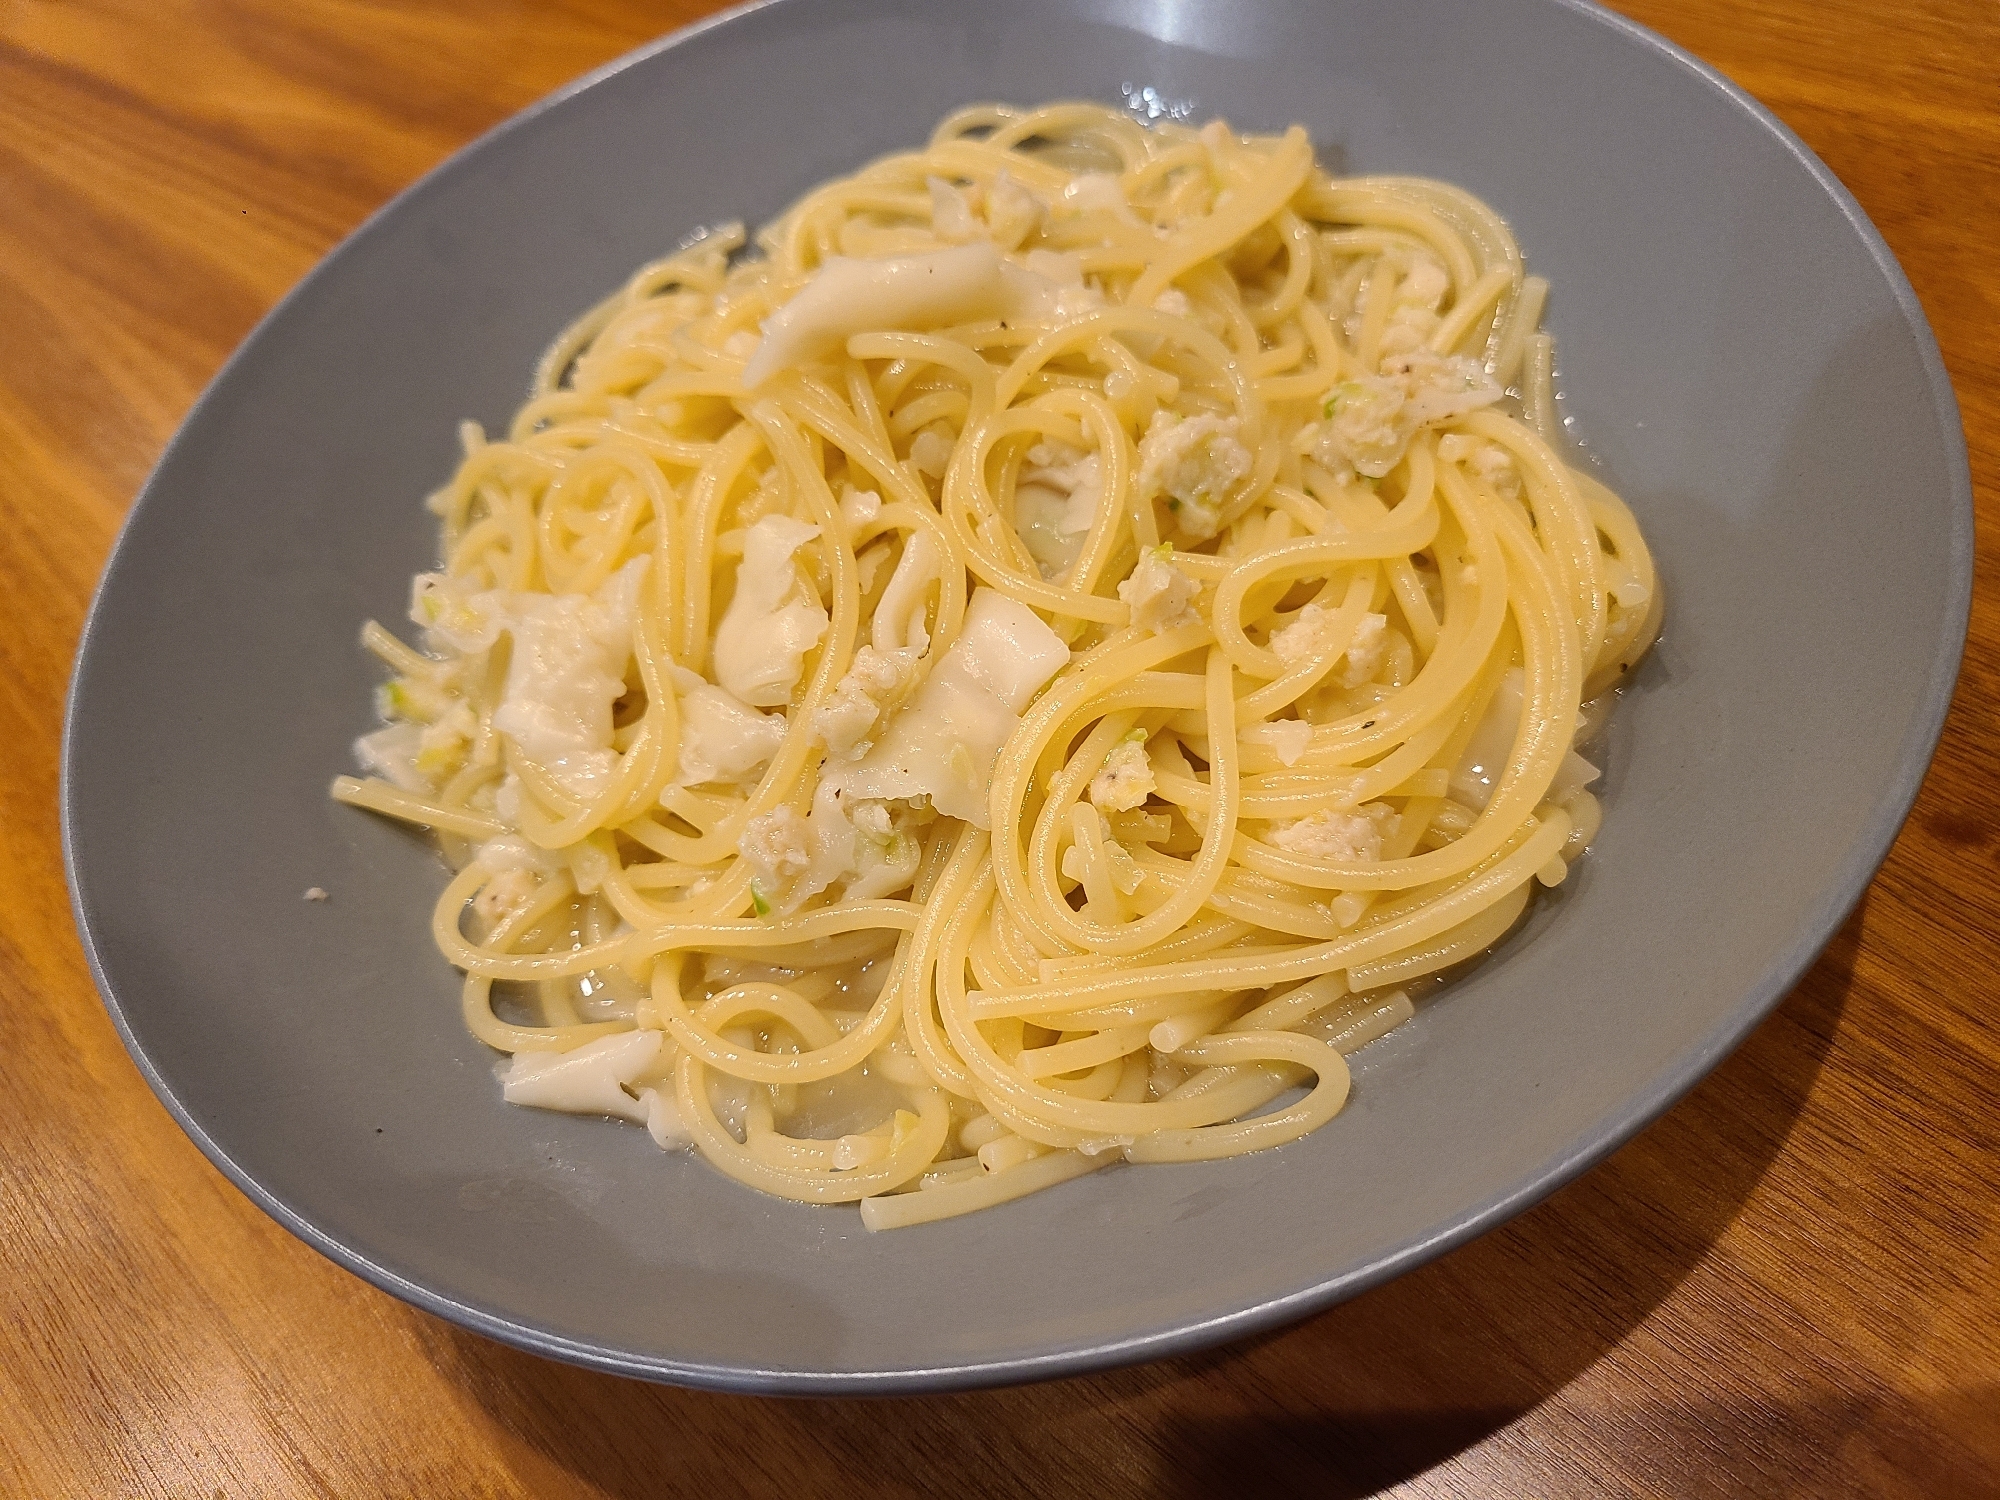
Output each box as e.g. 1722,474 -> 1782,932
3,2 -> 1995,1494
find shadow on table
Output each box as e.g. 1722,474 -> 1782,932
1147,1381 -> 2000,1500
427,905 -> 1880,1500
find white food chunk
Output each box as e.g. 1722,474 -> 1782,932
1317,349 -> 1503,478
1019,248 -> 1105,321
1012,483 -> 1080,579
838,795 -> 923,901
1055,282 -> 1107,320
743,242 -> 1067,387
838,485 -> 882,533
1117,545 -> 1199,633
854,539 -> 892,595
1025,442 -> 1104,536
503,1030 -> 663,1124
1377,253 -> 1451,359
567,836 -> 616,897
1269,803 -> 1400,862
1088,732 -> 1156,812
1401,255 -> 1450,306
409,572 -> 510,655
949,585 -> 1072,710
1151,287 -> 1194,318
489,556 -> 649,799
927,176 -> 983,242
1059,811 -> 1144,895
795,780 -> 861,907
1061,172 -> 1136,221
926,172 -> 1042,250
670,666 -> 785,786
414,701 -> 477,780
1013,440 -> 1104,579
982,171 -> 1044,250
474,831 -> 552,925
1339,613 -> 1389,688
824,588 -> 1068,827
476,833 -> 553,875
474,869 -> 541,926
750,783 -> 923,914
1316,382 -> 1406,477
1439,433 -> 1522,501
1272,604 -> 1336,668
1023,248 -> 1085,286
871,529 -> 943,654
354,722 -> 426,791
713,515 -> 828,708
1472,449 -> 1522,502
1270,604 -> 1325,667
375,670 -> 454,725
1244,719 -> 1313,767
639,1086 -> 691,1147
738,804 -> 811,900
811,644 -> 920,759
1135,411 -> 1252,539
408,558 -> 646,800
909,426 -> 956,479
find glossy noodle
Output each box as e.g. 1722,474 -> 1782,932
333,102 -> 1661,1229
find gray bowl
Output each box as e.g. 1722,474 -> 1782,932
63,0 -> 1970,1393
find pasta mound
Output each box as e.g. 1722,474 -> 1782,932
334,102 -> 1661,1229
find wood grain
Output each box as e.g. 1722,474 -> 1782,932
2,1 -> 1995,1494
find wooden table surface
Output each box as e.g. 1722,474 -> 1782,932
3,2 -> 1995,1495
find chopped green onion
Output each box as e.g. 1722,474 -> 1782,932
1322,381 -> 1368,419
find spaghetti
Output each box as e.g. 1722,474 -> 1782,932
333,102 -> 1661,1229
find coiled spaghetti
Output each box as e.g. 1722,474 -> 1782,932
334,102 -> 1661,1228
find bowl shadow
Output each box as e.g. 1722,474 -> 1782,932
414,900 -> 1873,1498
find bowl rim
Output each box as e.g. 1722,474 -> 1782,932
61,0 -> 1974,1394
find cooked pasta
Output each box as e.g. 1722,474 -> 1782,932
333,102 -> 1661,1229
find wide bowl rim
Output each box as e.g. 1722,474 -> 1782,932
61,0 -> 1974,1394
